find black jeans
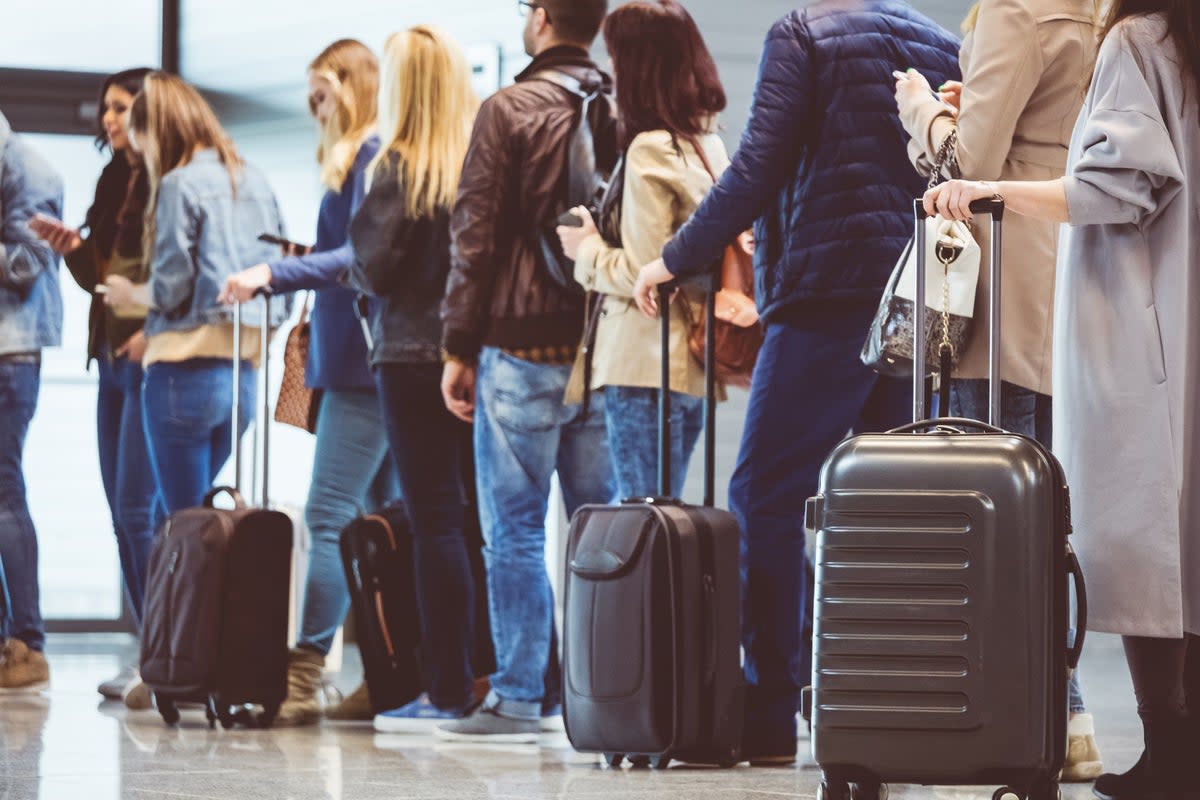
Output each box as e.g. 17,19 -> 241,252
375,362 -> 476,710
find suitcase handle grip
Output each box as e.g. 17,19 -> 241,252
914,197 -> 1005,221
887,417 -> 1005,435
204,486 -> 246,509
1067,546 -> 1088,670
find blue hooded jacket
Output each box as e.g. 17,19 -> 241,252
662,0 -> 960,323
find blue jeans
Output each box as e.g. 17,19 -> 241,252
732,314 -> 911,751
298,389 -> 398,656
950,378 -> 1087,714
475,348 -> 616,719
0,360 -> 43,651
603,386 -> 703,500
376,364 -> 476,709
142,358 -> 255,515
97,353 -> 162,626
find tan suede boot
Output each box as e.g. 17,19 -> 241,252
1062,713 -> 1104,782
0,639 -> 50,692
273,648 -> 326,727
326,681 -> 373,722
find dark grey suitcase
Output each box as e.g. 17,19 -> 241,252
803,199 -> 1088,800
562,282 -> 744,769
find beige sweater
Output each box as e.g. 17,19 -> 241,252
566,129 -> 730,403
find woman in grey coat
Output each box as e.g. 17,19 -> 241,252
925,2 -> 1199,797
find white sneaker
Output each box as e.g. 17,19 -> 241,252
98,664 -> 139,699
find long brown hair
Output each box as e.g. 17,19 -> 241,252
309,39 -> 379,192
602,0 -> 726,155
129,72 -> 241,259
1101,0 -> 1200,100
373,26 -> 477,218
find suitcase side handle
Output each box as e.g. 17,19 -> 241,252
887,417 -> 1006,435
1066,545 -> 1088,670
204,486 -> 246,509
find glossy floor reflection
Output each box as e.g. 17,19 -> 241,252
1,633 -> 1140,800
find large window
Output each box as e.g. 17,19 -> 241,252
2,0 -> 159,73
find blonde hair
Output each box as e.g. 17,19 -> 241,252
129,72 -> 241,260
373,26 -> 478,218
310,39 -> 380,192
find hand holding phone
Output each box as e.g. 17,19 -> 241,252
257,232 -> 312,257
893,70 -> 911,81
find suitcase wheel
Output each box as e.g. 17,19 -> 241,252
157,697 -> 180,726
604,753 -> 624,768
627,756 -> 651,769
992,788 -> 1023,800
851,781 -> 888,800
818,777 -> 851,800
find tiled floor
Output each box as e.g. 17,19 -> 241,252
1,633 -> 1140,800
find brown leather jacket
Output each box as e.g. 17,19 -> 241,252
441,46 -> 616,361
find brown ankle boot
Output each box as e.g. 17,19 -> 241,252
273,648 -> 325,727
0,639 -> 50,692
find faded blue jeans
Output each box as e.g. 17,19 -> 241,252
474,348 -> 616,720
142,358 -> 254,515
97,352 -> 162,625
298,389 -> 398,656
0,359 -> 42,651
603,385 -> 703,500
951,378 -> 1086,714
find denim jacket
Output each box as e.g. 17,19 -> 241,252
145,149 -> 291,337
0,112 -> 64,356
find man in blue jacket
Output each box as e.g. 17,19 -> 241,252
634,1 -> 959,763
0,110 -> 64,691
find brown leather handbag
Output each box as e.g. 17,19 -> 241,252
274,295 -> 321,434
687,234 -> 763,389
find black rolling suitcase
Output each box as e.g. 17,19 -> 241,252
340,440 -> 497,715
803,199 -> 1088,800
563,284 -> 743,770
140,296 -> 294,729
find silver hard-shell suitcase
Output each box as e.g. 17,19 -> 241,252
803,199 -> 1088,800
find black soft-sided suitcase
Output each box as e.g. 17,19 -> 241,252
340,439 -> 497,715
803,200 -> 1088,800
141,296 -> 294,729
563,282 -> 744,769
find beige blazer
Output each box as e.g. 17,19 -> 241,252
566,129 -> 730,403
900,0 -> 1096,395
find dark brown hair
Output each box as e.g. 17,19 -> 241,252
1102,0 -> 1200,103
602,0 -> 726,154
542,0 -> 607,47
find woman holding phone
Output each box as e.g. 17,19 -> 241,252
29,66 -> 161,706
219,39 -> 398,726
104,71 -> 287,518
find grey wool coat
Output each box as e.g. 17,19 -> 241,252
1054,13 -> 1200,637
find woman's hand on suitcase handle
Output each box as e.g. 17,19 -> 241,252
219,264 -> 273,305
923,179 -> 1000,221
634,258 -> 675,318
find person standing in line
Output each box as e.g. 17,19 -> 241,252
925,2 -> 1200,796
556,0 -> 730,500
345,25 -> 483,732
221,39 -> 398,726
632,0 -> 960,764
0,110 -> 64,692
30,67 -> 163,706
104,73 -> 290,516
437,0 -> 617,743
894,0 -> 1103,780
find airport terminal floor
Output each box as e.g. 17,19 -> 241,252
1,634 -> 1142,800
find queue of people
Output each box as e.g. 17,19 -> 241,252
0,0 -> 1197,796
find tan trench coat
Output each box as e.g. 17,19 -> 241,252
565,129 -> 730,404
901,0 -> 1097,395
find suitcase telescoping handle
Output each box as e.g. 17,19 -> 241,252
230,289 -> 274,508
658,278 -> 718,506
912,198 -> 1004,426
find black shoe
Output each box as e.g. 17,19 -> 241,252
1093,750 -> 1148,800
1093,714 -> 1189,800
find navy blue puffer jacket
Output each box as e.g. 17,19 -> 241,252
662,0 -> 960,323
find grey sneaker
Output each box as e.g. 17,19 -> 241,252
435,704 -> 539,744
98,664 -> 139,699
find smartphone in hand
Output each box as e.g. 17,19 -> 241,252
556,210 -> 585,229
257,232 -> 312,256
